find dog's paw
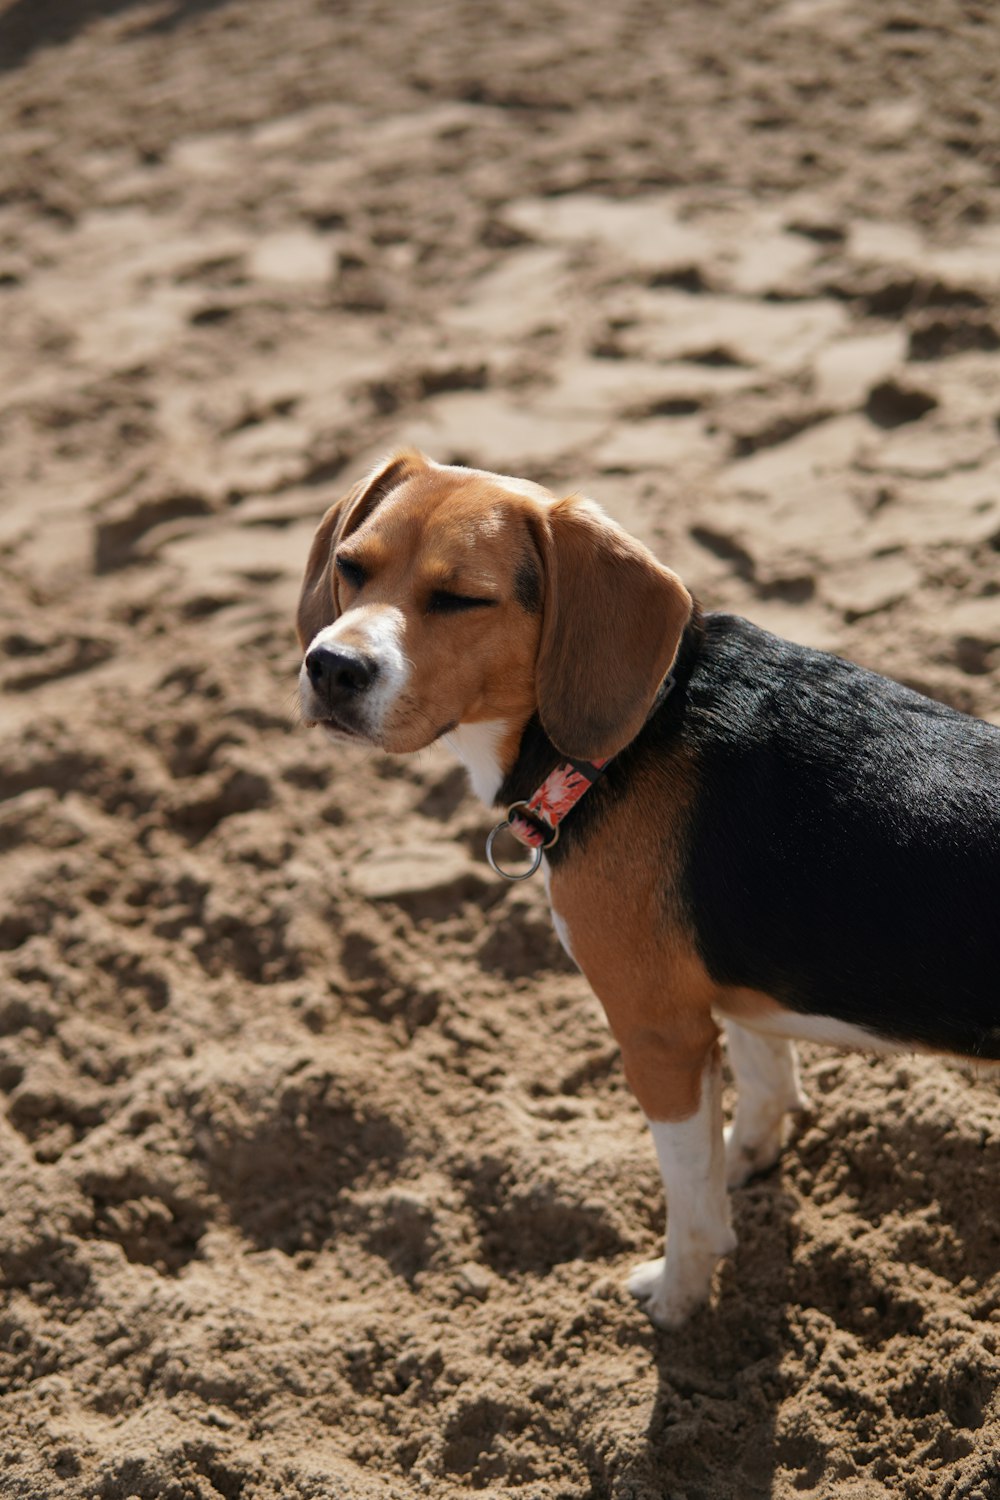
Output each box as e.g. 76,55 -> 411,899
724,1091 -> 811,1188
626,1255 -> 711,1329
627,1255 -> 667,1303
724,1118 -> 785,1188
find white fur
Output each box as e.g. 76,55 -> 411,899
542,859 -> 576,964
722,1021 -> 807,1188
725,1004 -> 901,1054
443,719 -> 508,805
299,606 -> 408,740
628,1053 -> 736,1328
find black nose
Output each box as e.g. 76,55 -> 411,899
305,644 -> 378,700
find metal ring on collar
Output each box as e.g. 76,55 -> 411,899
505,800 -> 560,850
485,819 -> 545,881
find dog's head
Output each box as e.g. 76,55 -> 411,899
296,450 -> 692,761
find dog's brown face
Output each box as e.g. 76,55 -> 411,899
297,449 -> 692,763
296,451 -> 548,755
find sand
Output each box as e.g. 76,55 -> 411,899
1,1 -> 1000,1496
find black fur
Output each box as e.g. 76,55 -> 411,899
497,714 -> 562,813
682,615 -> 1000,1056
513,556 -> 542,614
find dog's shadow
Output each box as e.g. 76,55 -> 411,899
607,1180 -> 801,1500
0,0 -> 232,79
616,1106 -> 1000,1499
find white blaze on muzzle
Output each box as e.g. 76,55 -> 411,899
299,605 -> 409,741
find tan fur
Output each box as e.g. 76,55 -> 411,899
531,499 -> 692,760
547,756 -> 722,1121
296,451 -> 421,650
299,454 -> 549,752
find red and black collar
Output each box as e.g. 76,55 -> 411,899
486,670 -> 676,881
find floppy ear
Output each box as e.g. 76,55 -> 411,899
295,450 -> 422,648
532,497 -> 692,760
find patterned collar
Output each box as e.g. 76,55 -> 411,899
486,671 -> 676,881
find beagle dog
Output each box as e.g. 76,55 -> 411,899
296,449 -> 1000,1328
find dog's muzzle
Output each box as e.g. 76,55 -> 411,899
302,644 -> 381,736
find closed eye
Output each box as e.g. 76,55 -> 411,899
335,554 -> 366,589
427,590 -> 498,615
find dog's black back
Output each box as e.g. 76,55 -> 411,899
682,614 -> 1000,1056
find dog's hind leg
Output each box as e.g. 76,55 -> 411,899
721,1021 -> 808,1188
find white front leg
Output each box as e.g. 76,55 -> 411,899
722,1021 -> 808,1188
627,1051 -> 736,1328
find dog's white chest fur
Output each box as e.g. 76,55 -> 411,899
443,720 -> 508,805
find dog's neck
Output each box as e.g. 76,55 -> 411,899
446,606 -> 705,813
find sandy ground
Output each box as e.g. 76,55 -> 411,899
1,1 -> 1000,1496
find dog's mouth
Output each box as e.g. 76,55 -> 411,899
322,719 -> 359,741
305,705 -> 457,753
305,710 -> 370,744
